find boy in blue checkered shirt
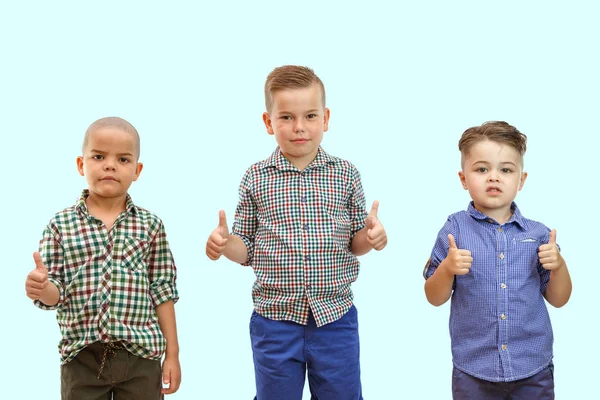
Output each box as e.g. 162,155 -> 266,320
424,121 -> 572,399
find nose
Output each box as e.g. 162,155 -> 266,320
103,159 -> 116,171
487,170 -> 499,182
293,119 -> 304,133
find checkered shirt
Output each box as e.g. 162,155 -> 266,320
232,147 -> 368,327
34,190 -> 179,364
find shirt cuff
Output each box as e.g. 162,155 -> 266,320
231,232 -> 254,266
33,279 -> 63,310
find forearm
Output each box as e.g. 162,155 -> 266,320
351,227 -> 372,256
39,281 -> 60,307
224,235 -> 249,264
544,264 -> 572,308
156,300 -> 179,357
424,260 -> 455,306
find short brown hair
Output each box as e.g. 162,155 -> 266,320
83,117 -> 141,159
459,121 -> 527,166
264,65 -> 326,112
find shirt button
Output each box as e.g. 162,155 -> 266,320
497,227 -> 503,232
500,313 -> 507,320
305,255 -> 311,261
501,283 -> 507,289
104,273 -> 110,280
303,224 -> 309,231
487,219 -> 494,223
499,253 -> 505,259
301,196 -> 307,203
102,302 -> 109,310
501,344 -> 507,351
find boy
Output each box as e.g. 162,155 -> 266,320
206,65 -> 387,399
424,121 -> 572,399
25,117 -> 181,399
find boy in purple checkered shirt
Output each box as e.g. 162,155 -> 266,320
206,65 -> 388,399
25,117 -> 180,399
424,121 -> 572,399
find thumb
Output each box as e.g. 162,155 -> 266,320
218,210 -> 229,237
447,234 -> 458,250
33,252 -> 48,274
368,200 -> 379,218
549,229 -> 557,244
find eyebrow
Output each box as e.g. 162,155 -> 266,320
472,160 -> 518,167
90,149 -> 134,156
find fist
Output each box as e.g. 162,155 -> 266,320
25,252 -> 49,300
444,234 -> 473,275
539,229 -> 564,271
366,200 -> 387,251
206,210 -> 230,260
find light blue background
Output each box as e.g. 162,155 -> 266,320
2,1 -> 597,398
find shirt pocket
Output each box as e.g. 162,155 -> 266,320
120,236 -> 149,272
511,235 -> 542,279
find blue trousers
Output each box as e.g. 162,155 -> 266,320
452,364 -> 555,400
250,306 -> 362,400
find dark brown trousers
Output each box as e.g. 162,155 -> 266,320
61,342 -> 163,400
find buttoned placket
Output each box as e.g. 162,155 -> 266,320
494,219 -> 511,373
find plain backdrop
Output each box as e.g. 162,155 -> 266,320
1,1 -> 597,398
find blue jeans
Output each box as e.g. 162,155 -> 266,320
250,306 -> 362,400
452,364 -> 555,400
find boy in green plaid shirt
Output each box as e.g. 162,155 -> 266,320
206,65 -> 387,399
25,117 -> 180,399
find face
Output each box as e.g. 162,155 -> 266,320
459,140 -> 527,218
77,127 -> 143,201
263,84 -> 330,170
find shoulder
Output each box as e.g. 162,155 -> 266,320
131,205 -> 165,232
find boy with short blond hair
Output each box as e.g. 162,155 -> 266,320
206,65 -> 387,399
424,121 -> 572,399
25,117 -> 181,399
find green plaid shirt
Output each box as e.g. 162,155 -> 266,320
232,147 -> 368,327
34,190 -> 179,364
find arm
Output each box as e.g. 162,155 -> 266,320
28,224 -> 65,309
156,300 -> 181,394
206,210 -> 249,264
424,234 -> 473,306
539,229 -> 572,308
26,252 -> 60,306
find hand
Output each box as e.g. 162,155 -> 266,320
443,234 -> 473,275
539,229 -> 564,271
25,252 -> 49,300
206,210 -> 229,260
366,200 -> 387,251
161,354 -> 181,394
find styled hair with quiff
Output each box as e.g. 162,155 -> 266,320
82,117 -> 141,159
459,121 -> 527,167
264,65 -> 326,113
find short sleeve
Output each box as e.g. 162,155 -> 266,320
347,164 -> 368,241
148,220 -> 179,307
424,217 -> 456,281
537,229 -> 555,294
231,168 -> 257,266
34,223 -> 65,310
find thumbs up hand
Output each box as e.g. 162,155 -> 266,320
206,210 -> 230,260
366,200 -> 387,251
444,234 -> 473,275
25,252 -> 49,300
538,229 -> 565,271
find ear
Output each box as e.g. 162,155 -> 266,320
76,156 -> 84,176
518,171 -> 528,190
132,162 -> 144,182
262,112 -> 274,135
323,108 -> 331,132
458,171 -> 468,190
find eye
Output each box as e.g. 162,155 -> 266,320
119,157 -> 131,163
280,115 -> 292,120
93,155 -> 104,160
476,167 -> 487,173
307,113 -> 318,119
501,168 -> 512,173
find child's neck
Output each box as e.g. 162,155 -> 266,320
475,204 -> 513,225
86,192 -> 127,231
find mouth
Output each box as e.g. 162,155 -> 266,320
101,176 -> 118,182
291,139 -> 309,143
486,187 -> 502,193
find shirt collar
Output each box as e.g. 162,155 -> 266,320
263,146 -> 335,172
466,201 -> 526,229
75,189 -> 137,217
